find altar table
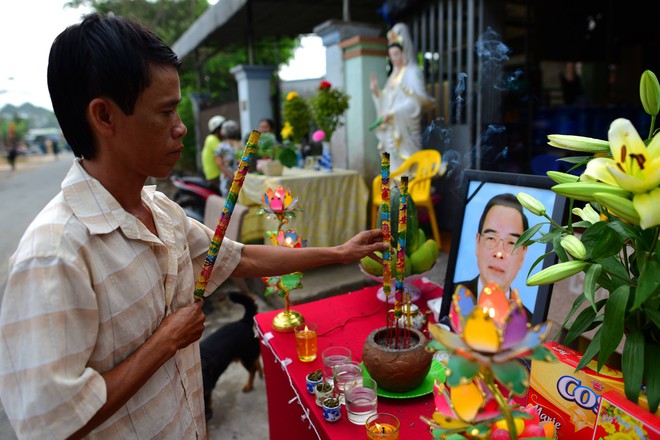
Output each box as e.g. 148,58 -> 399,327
254,279 -> 444,440
238,167 -> 369,247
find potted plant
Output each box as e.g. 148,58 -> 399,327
281,91 -> 311,146
314,381 -> 333,407
516,69 -> 660,413
250,131 -> 299,175
309,80 -> 350,141
309,81 -> 350,171
306,369 -> 324,394
321,397 -> 341,422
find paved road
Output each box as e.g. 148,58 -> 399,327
0,153 -> 73,300
0,153 -> 270,439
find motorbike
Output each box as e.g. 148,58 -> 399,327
170,174 -> 220,223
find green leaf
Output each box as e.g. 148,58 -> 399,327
634,259 -> 660,310
554,294 -> 586,341
571,220 -> 594,228
517,223 -> 546,247
552,235 -> 569,262
607,219 -> 642,240
596,255 -> 632,291
645,308 -> 660,329
565,299 -> 607,345
445,355 -> 480,387
644,342 -> 660,414
526,252 -> 552,279
491,361 -> 529,396
622,330 -> 645,404
583,263 -> 602,311
536,228 -> 562,244
598,285 -> 629,370
558,155 -> 593,164
576,329 -> 602,371
582,222 -> 624,260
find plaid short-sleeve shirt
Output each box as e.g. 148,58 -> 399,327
0,160 -> 243,439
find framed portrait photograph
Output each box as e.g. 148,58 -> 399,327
440,170 -> 567,325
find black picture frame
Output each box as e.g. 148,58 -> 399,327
440,170 -> 567,325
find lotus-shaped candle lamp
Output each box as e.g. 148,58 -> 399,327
259,186 -> 305,332
260,185 -> 299,214
260,185 -> 302,234
424,282 -> 557,439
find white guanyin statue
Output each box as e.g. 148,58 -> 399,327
370,23 -> 433,171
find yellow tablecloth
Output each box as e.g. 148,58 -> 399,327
238,167 -> 369,247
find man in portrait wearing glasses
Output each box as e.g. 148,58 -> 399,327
456,193 -> 532,316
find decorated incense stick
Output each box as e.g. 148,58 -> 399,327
394,176 -> 408,318
193,130 -> 260,299
380,153 -> 392,302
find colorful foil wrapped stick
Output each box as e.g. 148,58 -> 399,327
193,130 -> 260,299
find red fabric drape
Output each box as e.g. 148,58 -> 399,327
254,279 -> 444,439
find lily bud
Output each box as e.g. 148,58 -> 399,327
640,70 -> 660,117
517,192 -> 546,216
547,135 -> 610,153
572,203 -> 601,225
594,192 -> 641,226
560,235 -> 587,260
547,171 -> 580,184
552,182 -> 632,202
527,260 -> 589,286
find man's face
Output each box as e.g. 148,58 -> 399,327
112,65 -> 187,179
475,205 -> 528,292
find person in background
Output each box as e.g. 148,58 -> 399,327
214,119 -> 242,196
6,141 -> 18,171
201,114 -> 225,193
0,13 -> 386,439
258,118 -> 275,134
370,22 -> 433,171
243,117 -> 277,144
455,193 -> 531,317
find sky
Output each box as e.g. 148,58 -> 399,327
0,0 -> 324,112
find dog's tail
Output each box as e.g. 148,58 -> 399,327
228,291 -> 258,322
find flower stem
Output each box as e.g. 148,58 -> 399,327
482,370 -> 518,440
648,114 -> 656,141
543,212 -> 567,232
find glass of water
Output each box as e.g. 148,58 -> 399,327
344,376 -> 378,425
321,346 -> 352,386
332,361 -> 363,405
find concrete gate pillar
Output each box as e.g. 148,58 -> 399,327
230,64 -> 276,139
314,20 -> 383,173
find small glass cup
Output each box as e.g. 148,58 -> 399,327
332,360 -> 363,405
321,346 -> 352,386
365,413 -> 400,439
344,376 -> 378,425
294,322 -> 318,362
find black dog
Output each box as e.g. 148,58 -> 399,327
200,291 -> 263,421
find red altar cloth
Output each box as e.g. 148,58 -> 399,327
254,279 -> 444,440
